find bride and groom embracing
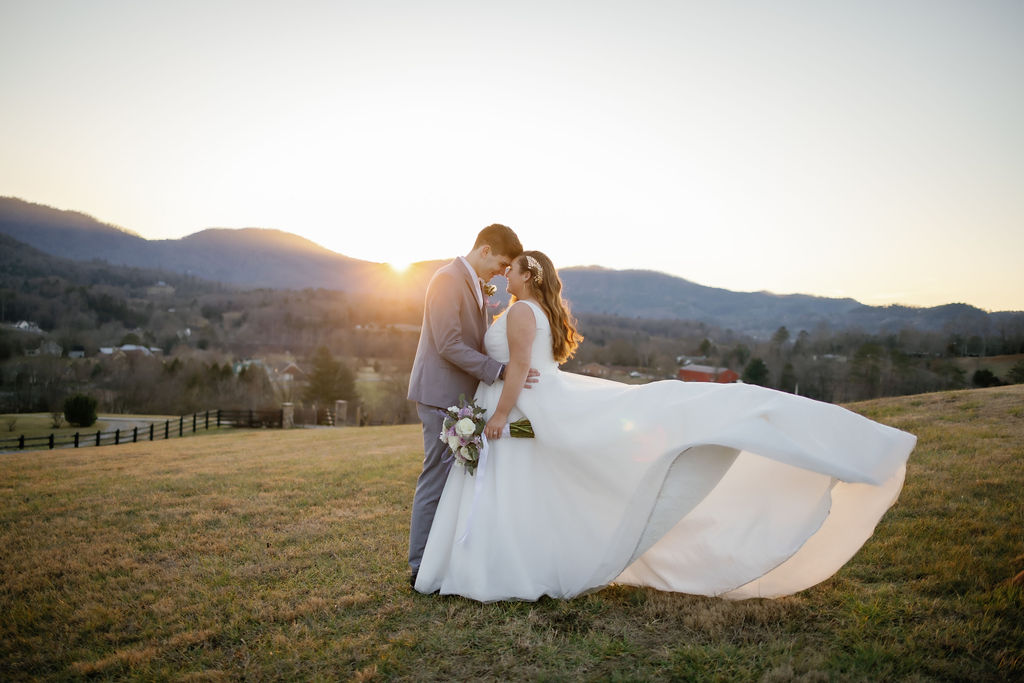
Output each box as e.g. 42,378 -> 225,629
406,224 -> 916,602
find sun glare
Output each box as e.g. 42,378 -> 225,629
389,260 -> 412,274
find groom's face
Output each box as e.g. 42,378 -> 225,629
481,248 -> 514,281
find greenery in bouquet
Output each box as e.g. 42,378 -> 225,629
439,395 -> 534,475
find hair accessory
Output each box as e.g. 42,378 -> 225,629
524,255 -> 543,285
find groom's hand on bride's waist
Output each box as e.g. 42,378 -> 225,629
499,364 -> 540,388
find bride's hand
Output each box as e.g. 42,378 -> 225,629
484,413 -> 507,439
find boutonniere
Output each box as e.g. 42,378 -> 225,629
482,283 -> 497,297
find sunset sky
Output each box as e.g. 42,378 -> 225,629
2,1 -> 1022,311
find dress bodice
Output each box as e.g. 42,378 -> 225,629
484,300 -> 558,371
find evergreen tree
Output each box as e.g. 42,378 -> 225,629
972,369 -> 1002,388
1008,360 -> 1024,384
771,326 -> 790,347
64,394 -> 98,427
742,357 -> 770,387
304,346 -> 357,407
779,362 -> 798,393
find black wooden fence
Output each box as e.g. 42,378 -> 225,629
214,408 -> 284,428
0,408 -> 287,452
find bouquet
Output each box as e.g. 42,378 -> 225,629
439,395 -> 534,475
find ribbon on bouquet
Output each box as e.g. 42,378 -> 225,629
457,423 -> 511,545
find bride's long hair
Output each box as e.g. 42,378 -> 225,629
510,250 -> 583,363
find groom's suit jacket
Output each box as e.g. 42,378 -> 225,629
407,259 -> 502,408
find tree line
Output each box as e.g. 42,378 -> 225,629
3,251 -> 1023,424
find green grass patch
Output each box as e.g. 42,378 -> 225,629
0,412 -> 116,439
0,412 -> 233,452
2,387 -> 1022,680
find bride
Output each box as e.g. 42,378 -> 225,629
415,251 -> 916,601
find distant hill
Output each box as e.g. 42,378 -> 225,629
555,268 -> 1014,336
0,232 -> 212,292
557,268 -> 862,335
0,197 -> 149,264
0,197 -> 399,292
2,196 -> 1019,336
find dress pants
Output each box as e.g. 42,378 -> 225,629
408,402 -> 453,571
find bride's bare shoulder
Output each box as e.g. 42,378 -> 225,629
506,300 -> 537,329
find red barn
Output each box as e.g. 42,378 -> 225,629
677,363 -> 739,383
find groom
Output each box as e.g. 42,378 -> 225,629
406,224 -> 526,587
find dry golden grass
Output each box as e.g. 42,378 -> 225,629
950,353 -> 1024,380
1,387 -> 1022,680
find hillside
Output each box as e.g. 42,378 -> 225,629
1,385 -> 1020,680
0,196 -> 148,264
3,196 -> 1021,337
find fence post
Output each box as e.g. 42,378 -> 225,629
248,408 -> 254,428
115,429 -> 120,445
49,434 -> 54,450
164,421 -> 169,439
217,409 -> 222,427
334,400 -> 348,427
19,434 -> 24,449
205,410 -> 210,430
192,413 -> 197,433
149,423 -> 154,441
133,426 -> 138,443
74,432 -> 79,448
96,430 -> 101,447
179,416 -> 184,437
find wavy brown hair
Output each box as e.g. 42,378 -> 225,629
511,250 -> 583,363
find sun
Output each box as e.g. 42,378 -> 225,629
388,260 -> 412,274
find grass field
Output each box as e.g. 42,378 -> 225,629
951,353 -> 1024,382
0,412 -> 189,441
0,412 -> 231,454
0,412 -> 116,440
2,386 -> 1022,680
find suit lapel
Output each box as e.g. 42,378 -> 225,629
456,258 -> 486,321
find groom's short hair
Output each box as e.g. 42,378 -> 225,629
474,224 -> 523,258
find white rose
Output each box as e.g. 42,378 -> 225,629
459,446 -> 476,462
455,417 -> 476,438
447,435 -> 460,451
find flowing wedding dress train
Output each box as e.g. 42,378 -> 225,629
415,301 -> 915,601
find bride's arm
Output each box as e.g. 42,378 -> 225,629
483,303 -> 536,439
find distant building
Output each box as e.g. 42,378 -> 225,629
278,362 -> 307,382
233,359 -> 271,378
147,281 -> 176,297
355,323 -> 421,333
68,345 -> 86,359
98,344 -> 160,357
579,362 -> 610,378
26,340 -> 63,357
677,364 -> 739,384
12,320 -> 42,333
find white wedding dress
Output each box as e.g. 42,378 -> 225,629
415,301 -> 915,601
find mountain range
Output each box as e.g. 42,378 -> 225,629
1,196 -> 1016,337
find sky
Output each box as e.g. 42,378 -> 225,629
2,0 -> 1022,311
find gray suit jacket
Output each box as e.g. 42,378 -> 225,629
407,259 -> 502,408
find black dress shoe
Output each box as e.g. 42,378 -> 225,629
409,570 -> 418,589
